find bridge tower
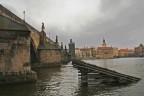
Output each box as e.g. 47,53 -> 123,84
69,39 -> 75,59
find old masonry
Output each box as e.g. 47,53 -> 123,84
0,5 -> 71,84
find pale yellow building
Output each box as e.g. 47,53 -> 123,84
113,47 -> 119,57
118,49 -> 134,57
80,48 -> 92,59
96,38 -> 117,59
75,48 -> 82,59
75,48 -> 93,59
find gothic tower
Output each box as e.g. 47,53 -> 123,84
69,39 -> 75,59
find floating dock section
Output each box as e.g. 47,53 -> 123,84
72,59 -> 141,86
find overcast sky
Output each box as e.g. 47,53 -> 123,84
1,0 -> 144,49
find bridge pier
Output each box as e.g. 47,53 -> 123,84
81,72 -> 88,86
0,14 -> 37,84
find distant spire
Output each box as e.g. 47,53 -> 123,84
56,35 -> 58,43
65,45 -> 67,52
61,42 -> 63,49
102,37 -> 106,47
103,37 -> 105,44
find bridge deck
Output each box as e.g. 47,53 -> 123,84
72,59 -> 141,85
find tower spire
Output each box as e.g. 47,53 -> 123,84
102,37 -> 106,47
65,45 -> 67,52
55,35 -> 58,43
103,37 -> 105,44
61,42 -> 63,49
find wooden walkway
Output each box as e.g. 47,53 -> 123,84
72,59 -> 141,86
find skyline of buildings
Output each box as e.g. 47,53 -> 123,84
75,38 -> 144,59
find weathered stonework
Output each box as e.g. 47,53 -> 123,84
36,24 -> 62,67
37,49 -> 61,67
0,4 -> 40,50
0,5 -> 70,68
0,15 -> 37,84
0,71 -> 37,85
38,50 -> 61,63
0,31 -> 31,72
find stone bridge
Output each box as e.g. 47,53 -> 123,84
0,4 -> 68,65
0,4 -> 65,84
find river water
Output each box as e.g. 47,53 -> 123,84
0,58 -> 144,96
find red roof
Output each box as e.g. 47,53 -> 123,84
97,47 -> 113,50
80,48 -> 91,51
75,48 -> 80,50
119,49 -> 134,52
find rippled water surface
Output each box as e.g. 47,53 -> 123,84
0,58 -> 144,96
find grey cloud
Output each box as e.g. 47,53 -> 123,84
1,0 -> 144,49
74,0 -> 144,48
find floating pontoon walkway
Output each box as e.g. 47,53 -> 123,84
72,59 -> 141,86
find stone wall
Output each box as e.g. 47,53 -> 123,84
0,71 -> 37,84
0,29 -> 37,84
0,5 -> 40,50
0,30 -> 31,72
38,49 -> 61,64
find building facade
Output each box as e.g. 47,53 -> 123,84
96,38 -> 117,59
75,47 -> 96,59
96,47 -> 114,59
80,48 -> 92,59
134,44 -> 144,57
90,47 -> 97,58
118,49 -> 134,57
113,47 -> 119,57
75,48 -> 82,59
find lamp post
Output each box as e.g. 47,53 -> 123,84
142,47 -> 144,57
23,11 -> 25,21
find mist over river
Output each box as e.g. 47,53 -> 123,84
0,58 -> 144,96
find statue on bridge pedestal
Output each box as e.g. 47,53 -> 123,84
40,23 -> 46,45
42,22 -> 45,31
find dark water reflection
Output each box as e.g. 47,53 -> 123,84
0,58 -> 144,96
